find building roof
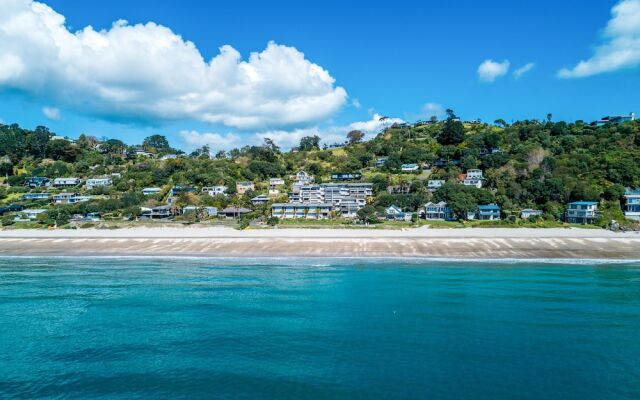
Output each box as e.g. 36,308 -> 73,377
624,188 -> 640,196
425,201 -> 448,207
221,207 -> 251,213
272,202 -> 331,207
478,204 -> 501,210
568,201 -> 598,205
22,209 -> 47,213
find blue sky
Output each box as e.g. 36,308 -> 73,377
0,0 -> 639,150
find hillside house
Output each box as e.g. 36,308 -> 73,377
236,181 -> 255,195
85,178 -> 112,190
202,186 -> 228,196
53,177 -> 81,187
142,187 -> 162,196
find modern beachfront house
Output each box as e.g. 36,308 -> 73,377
141,205 -> 174,219
520,209 -> 543,219
385,205 -> 412,221
468,204 -> 501,221
53,177 -> 81,187
271,203 -> 331,220
623,188 -> 640,221
427,180 -> 445,192
220,207 -> 251,218
85,178 -> 112,190
22,193 -> 51,201
202,186 -> 228,197
423,201 -> 453,220
565,201 -> 599,224
15,208 -> 47,221
236,181 -> 255,195
142,187 -> 162,196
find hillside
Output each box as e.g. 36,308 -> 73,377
0,111 -> 639,229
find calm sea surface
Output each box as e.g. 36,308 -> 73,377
0,257 -> 639,399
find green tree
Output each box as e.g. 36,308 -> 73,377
142,135 -> 170,152
299,135 -> 321,151
437,109 -> 465,145
347,130 -> 365,144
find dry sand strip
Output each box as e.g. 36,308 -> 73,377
1,237 -> 640,259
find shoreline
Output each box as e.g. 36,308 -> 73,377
1,227 -> 639,259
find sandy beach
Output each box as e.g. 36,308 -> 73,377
0,226 -> 639,259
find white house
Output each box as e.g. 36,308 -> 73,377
401,163 -> 419,172
423,201 -> 453,220
53,177 -> 81,187
142,187 -> 162,196
385,205 -> 412,221
427,180 -> 445,192
624,188 -> 640,221
16,209 -> 47,221
462,169 -> 483,188
202,186 -> 228,197
293,171 -> 314,185
251,194 -> 271,205
271,203 -> 331,220
520,209 -> 543,219
566,201 -> 599,224
161,154 -> 178,160
52,193 -> 90,204
268,178 -> 285,195
85,178 -> 112,190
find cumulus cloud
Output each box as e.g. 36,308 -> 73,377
559,0 -> 640,78
477,59 -> 510,82
179,131 -> 242,151
42,106 -> 60,120
180,113 -> 404,151
349,113 -> 404,134
513,62 -> 535,79
421,102 -> 445,118
0,0 -> 347,129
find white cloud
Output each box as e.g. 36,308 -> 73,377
559,0 -> 640,78
477,59 -> 510,82
348,113 -> 404,134
179,130 -> 242,151
180,113 -> 404,151
42,106 -> 60,120
513,62 -> 535,79
421,102 -> 445,118
351,98 -> 361,109
0,0 -> 347,129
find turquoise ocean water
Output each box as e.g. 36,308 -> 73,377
0,257 -> 639,399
